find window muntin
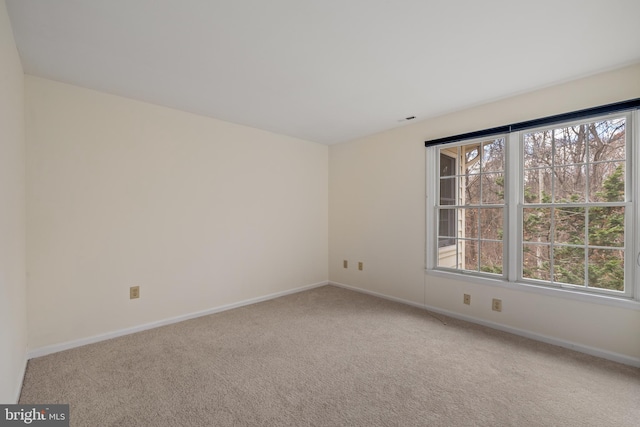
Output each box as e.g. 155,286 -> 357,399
436,138 -> 506,275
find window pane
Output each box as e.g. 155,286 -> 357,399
553,165 -> 586,203
589,162 -> 625,202
440,153 -> 456,177
588,249 -> 624,292
481,138 -> 505,173
440,177 -> 456,205
480,241 -> 502,274
480,208 -> 503,240
465,208 -> 478,239
481,173 -> 504,204
554,207 -> 585,245
438,238 -> 456,252
588,206 -> 624,247
588,119 -> 625,163
464,175 -> 480,205
523,208 -> 551,242
523,168 -> 552,204
463,240 -> 478,272
553,124 -> 588,167
523,131 -> 552,168
438,208 -> 456,248
523,243 -> 550,281
553,246 -> 585,286
465,146 -> 480,173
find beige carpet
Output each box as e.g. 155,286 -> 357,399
20,285 -> 640,426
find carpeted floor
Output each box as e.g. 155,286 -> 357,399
20,285 -> 640,426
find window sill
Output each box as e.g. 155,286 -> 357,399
425,268 -> 640,311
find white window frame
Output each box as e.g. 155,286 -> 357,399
426,110 -> 640,308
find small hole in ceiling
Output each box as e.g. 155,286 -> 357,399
398,116 -> 417,123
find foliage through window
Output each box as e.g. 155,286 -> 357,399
522,118 -> 626,292
430,112 -> 636,299
437,138 -> 505,275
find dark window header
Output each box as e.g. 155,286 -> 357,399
424,98 -> 640,147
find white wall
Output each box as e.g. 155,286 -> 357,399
26,76 -> 328,351
329,63 -> 640,363
0,0 -> 27,403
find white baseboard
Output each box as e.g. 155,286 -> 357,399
329,281 -> 426,310
28,281 -> 329,360
27,279 -> 639,368
329,281 -> 640,368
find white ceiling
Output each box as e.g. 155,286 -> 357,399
7,1 -> 640,145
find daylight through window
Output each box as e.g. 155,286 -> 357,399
437,139 -> 506,274
427,109 -> 638,300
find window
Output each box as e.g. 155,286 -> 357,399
436,139 -> 506,274
521,119 -> 627,292
426,107 -> 639,301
